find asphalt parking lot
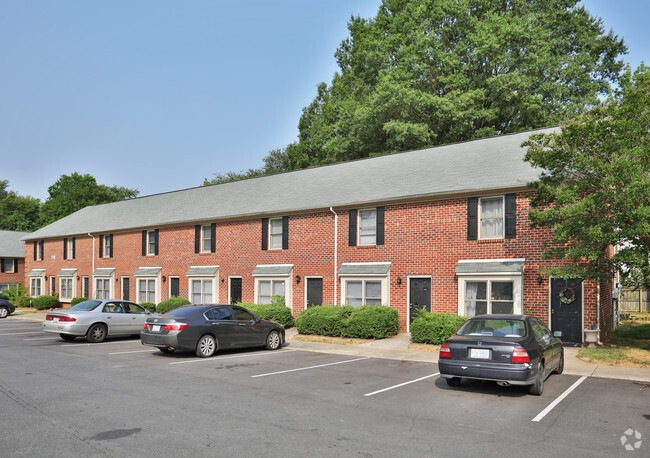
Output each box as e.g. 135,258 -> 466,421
1,319 -> 648,457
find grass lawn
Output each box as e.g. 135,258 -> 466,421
577,321 -> 650,368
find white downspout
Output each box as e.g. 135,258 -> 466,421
330,207 -> 338,306
88,233 -> 95,284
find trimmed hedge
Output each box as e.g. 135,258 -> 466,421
70,297 -> 88,306
296,305 -> 399,339
342,305 -> 399,339
410,312 -> 468,345
239,303 -> 295,328
32,295 -> 60,310
155,297 -> 191,314
16,296 -> 33,308
140,302 -> 156,312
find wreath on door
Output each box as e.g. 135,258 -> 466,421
559,287 -> 576,305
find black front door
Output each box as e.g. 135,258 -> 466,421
307,278 -> 323,307
409,278 -> 431,324
122,278 -> 130,301
551,278 -> 583,344
170,277 -> 180,297
230,278 -> 242,304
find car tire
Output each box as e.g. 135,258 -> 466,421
529,362 -> 545,396
158,347 -> 175,354
265,330 -> 281,350
446,377 -> 462,387
195,334 -> 217,358
0,306 -> 8,318
554,351 -> 564,375
86,324 -> 107,343
59,334 -> 76,341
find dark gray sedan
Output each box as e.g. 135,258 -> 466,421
438,314 -> 564,395
0,299 -> 15,318
140,304 -> 285,357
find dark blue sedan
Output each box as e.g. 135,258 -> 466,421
438,314 -> 564,395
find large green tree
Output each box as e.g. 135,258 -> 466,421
40,173 -> 139,225
524,65 -> 650,286
207,0 -> 627,184
0,180 -> 41,231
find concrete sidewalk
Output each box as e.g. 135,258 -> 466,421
8,311 -> 650,383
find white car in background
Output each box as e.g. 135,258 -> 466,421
43,299 -> 153,342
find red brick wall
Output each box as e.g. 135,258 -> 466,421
22,191 -> 610,334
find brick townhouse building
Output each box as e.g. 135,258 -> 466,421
0,230 -> 29,292
20,127 -> 612,344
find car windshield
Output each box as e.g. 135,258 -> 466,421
457,319 -> 526,338
69,300 -> 103,311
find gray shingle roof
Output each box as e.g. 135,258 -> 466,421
0,231 -> 30,257
22,127 -> 556,242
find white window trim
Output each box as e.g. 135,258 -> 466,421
58,275 -> 77,301
147,230 -> 157,256
200,225 -> 212,253
358,208 -> 377,246
135,270 -> 161,304
268,217 -> 283,250
30,276 -> 43,297
93,276 -> 114,300
186,268 -> 219,305
478,195 -> 505,240
339,275 -> 389,307
457,275 -> 522,317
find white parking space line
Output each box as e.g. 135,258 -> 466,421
169,349 -> 297,365
109,349 -> 156,355
251,357 -> 369,378
0,331 -> 46,336
60,340 -> 139,347
532,376 -> 588,422
364,372 -> 440,397
23,337 -> 59,341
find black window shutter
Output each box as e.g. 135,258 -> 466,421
154,229 -> 159,255
34,241 -> 37,261
261,218 -> 269,251
141,230 -> 147,256
109,234 -> 114,257
14,258 -> 19,273
282,216 -> 289,250
349,209 -> 357,246
63,238 -> 68,260
0,259 -> 4,273
467,197 -> 478,241
376,206 -> 385,245
194,225 -> 201,253
505,193 -> 517,239
99,235 -> 104,258
210,223 -> 216,253
40,241 -> 44,259
72,238 -> 76,259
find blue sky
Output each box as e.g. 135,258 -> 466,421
1,0 -> 647,201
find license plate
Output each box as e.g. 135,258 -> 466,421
151,325 -> 161,332
53,318 -> 59,323
470,348 -> 491,359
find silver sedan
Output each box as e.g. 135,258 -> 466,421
43,299 -> 153,343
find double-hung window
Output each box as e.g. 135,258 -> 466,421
345,280 -> 382,306
261,217 -> 288,250
142,230 -> 159,256
63,238 -> 75,260
269,218 -> 283,250
34,241 -> 44,261
479,197 -> 504,239
100,234 -> 113,258
31,278 -> 42,296
338,262 -> 390,307
257,279 -> 285,304
464,280 -> 514,315
349,207 -> 385,246
467,194 -> 516,240
138,279 -> 156,303
201,226 -> 213,253
60,278 -> 73,301
95,278 -> 111,300
195,224 -> 216,253
1,259 -> 16,273
358,209 -> 377,245
191,279 -> 213,304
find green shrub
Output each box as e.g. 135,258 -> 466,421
32,295 -> 60,310
295,305 -> 354,336
155,297 -> 191,314
140,302 -> 156,312
4,284 -> 27,304
16,296 -> 33,308
410,311 -> 468,345
239,301 -> 295,328
70,297 -> 88,306
342,305 -> 399,339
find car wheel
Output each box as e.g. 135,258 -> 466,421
86,324 -> 107,343
59,334 -> 76,341
446,377 -> 462,387
266,330 -> 281,350
554,351 -> 564,375
529,362 -> 545,396
158,347 -> 175,354
0,306 -> 8,318
195,335 -> 217,358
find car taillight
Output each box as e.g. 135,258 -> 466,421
511,345 -> 530,363
45,315 -> 76,322
164,323 -> 189,331
143,323 -> 150,329
439,344 -> 451,358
